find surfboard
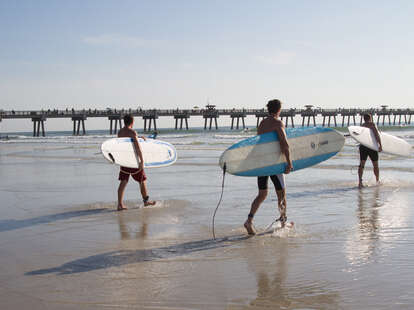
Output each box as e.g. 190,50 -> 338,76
348,126 -> 411,157
219,127 -> 345,176
101,137 -> 177,168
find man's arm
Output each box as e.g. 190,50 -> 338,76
132,133 -> 144,171
275,125 -> 293,174
371,124 -> 383,152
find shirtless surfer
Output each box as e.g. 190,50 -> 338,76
358,114 -> 382,188
117,114 -> 155,210
244,99 -> 293,235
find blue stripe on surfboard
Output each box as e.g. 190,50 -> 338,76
228,127 -> 333,150
234,151 -> 339,176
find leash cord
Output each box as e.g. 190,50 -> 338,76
212,163 -> 226,240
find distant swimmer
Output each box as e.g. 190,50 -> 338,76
358,114 -> 382,188
244,99 -> 293,235
117,114 -> 156,210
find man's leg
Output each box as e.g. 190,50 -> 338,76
117,180 -> 128,210
139,181 -> 156,206
244,189 -> 267,235
373,161 -> 380,183
276,189 -> 287,227
358,160 -> 366,188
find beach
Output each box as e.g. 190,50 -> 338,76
1,127 -> 414,309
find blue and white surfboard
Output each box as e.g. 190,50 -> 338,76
101,137 -> 177,168
219,127 -> 345,176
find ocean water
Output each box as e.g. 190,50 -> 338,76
1,126 -> 414,309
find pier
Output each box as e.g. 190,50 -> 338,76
0,106 -> 413,136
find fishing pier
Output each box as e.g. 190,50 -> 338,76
0,105 -> 413,136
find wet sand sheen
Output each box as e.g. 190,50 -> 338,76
1,130 -> 414,309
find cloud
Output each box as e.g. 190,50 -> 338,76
255,51 -> 296,65
82,34 -> 163,48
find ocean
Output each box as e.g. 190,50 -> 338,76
1,126 -> 414,309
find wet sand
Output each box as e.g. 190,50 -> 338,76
1,136 -> 414,309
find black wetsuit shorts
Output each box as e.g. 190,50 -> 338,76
359,145 -> 378,162
258,174 -> 285,191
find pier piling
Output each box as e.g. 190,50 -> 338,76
301,106 -> 317,127
173,112 -> 189,130
31,116 -> 46,137
72,115 -> 87,135
230,112 -> 246,130
203,106 -> 219,130
108,115 -> 123,135
143,111 -> 158,132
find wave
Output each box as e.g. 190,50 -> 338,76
171,141 -> 205,146
213,134 -> 253,140
160,134 -> 197,139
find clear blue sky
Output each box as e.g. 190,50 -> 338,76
1,0 -> 414,114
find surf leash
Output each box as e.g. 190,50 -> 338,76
212,163 -> 226,240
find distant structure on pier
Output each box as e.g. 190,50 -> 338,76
0,105 -> 413,136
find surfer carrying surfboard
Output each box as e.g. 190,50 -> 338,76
244,99 -> 293,235
117,114 -> 156,210
358,114 -> 382,188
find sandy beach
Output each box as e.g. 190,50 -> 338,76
1,128 -> 414,309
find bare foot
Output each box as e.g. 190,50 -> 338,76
117,204 -> 128,211
358,182 -> 364,189
244,220 -> 256,235
144,200 -> 156,207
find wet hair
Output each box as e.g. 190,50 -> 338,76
123,114 -> 134,126
267,99 -> 282,114
363,114 -> 372,122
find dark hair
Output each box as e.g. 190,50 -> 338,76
267,99 -> 282,114
363,114 -> 372,122
123,114 -> 134,126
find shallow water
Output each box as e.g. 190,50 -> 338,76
1,127 -> 413,309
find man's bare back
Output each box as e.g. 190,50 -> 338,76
118,126 -> 136,139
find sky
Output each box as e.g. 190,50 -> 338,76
1,0 -> 414,131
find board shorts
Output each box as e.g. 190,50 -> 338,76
258,174 -> 285,191
119,167 -> 147,183
359,145 -> 378,162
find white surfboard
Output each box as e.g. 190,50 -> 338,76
348,126 -> 411,157
219,127 -> 345,176
101,138 -> 177,168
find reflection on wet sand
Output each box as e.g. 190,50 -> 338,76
346,186 -> 410,266
356,187 -> 380,261
117,213 -> 148,240
235,237 -> 340,309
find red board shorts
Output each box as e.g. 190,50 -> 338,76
119,167 -> 147,183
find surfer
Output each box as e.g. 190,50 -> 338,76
117,114 -> 156,210
358,114 -> 382,188
244,99 -> 293,235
